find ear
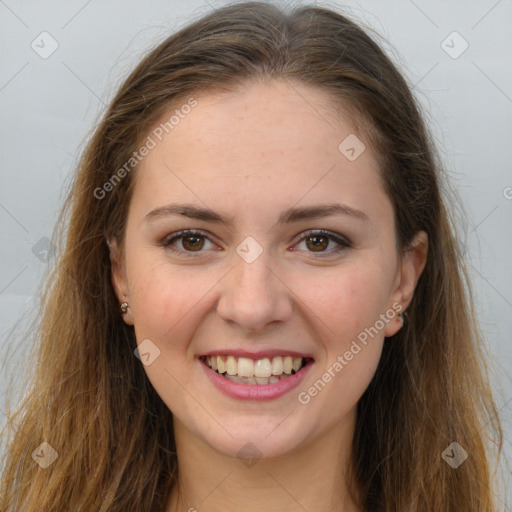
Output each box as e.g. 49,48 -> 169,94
108,237 -> 134,326
384,230 -> 428,337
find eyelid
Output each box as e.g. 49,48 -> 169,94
290,229 -> 352,256
161,229 -> 220,257
161,229 -> 216,245
161,228 -> 351,257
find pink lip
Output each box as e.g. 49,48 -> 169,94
200,349 -> 314,360
200,358 -> 313,401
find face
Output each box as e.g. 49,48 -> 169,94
110,79 -> 427,460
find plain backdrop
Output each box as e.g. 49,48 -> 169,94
1,0 -> 511,505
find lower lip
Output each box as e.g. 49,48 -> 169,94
200,358 -> 313,401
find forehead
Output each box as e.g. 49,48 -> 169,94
130,79 -> 390,226
153,79 -> 365,155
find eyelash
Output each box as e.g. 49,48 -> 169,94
160,229 -> 351,258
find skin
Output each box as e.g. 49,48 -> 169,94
109,79 -> 428,512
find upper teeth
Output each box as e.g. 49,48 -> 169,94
205,355 -> 304,378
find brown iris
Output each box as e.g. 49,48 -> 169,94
182,234 -> 205,251
305,235 -> 329,252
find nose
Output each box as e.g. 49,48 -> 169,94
216,248 -> 293,332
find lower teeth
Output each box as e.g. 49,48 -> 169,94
216,371 -> 290,385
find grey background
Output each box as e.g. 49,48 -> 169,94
1,0 -> 511,506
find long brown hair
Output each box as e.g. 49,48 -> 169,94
0,2 -> 503,510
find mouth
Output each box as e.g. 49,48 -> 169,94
199,354 -> 314,386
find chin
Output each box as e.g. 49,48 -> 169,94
189,414 -> 308,461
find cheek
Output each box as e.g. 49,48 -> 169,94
125,253 -> 220,350
303,338 -> 385,421
296,259 -> 391,390
295,266 -> 388,419
297,259 -> 394,339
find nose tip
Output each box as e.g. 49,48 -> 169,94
216,251 -> 293,332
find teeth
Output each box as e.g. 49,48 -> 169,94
283,356 -> 293,375
205,355 -> 306,379
254,358 -> 272,378
238,357 -> 254,377
224,374 -> 286,385
226,355 -> 237,376
217,356 -> 226,374
271,356 -> 283,375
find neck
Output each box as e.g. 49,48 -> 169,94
165,410 -> 363,512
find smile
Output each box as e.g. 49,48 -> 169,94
201,355 -> 310,385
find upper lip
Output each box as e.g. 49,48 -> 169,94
199,349 -> 314,360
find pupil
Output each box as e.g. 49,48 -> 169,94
308,236 -> 327,251
184,235 -> 203,250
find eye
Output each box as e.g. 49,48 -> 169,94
161,229 -> 351,258
292,230 -> 351,257
161,230 -> 218,257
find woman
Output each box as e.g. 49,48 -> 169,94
0,2 -> 503,511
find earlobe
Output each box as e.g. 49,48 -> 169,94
384,230 -> 428,337
107,238 -> 134,326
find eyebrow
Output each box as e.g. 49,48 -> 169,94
144,202 -> 369,226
